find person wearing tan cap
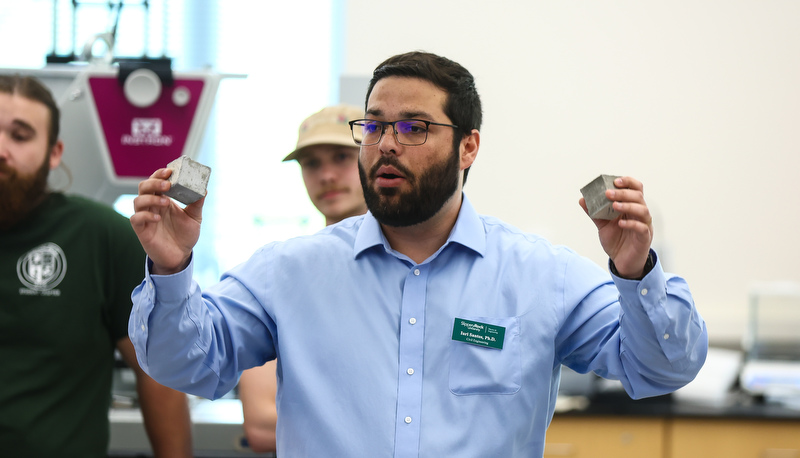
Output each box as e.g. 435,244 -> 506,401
282,104 -> 367,225
236,104 -> 367,453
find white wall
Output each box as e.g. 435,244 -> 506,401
342,0 -> 800,344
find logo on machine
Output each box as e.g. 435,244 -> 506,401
121,118 -> 173,146
16,242 -> 67,296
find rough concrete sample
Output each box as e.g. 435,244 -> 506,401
164,156 -> 211,205
580,174 -> 620,220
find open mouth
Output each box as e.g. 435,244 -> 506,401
375,170 -> 405,188
371,161 -> 409,188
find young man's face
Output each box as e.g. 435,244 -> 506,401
358,76 -> 467,227
298,144 -> 366,226
0,93 -> 62,229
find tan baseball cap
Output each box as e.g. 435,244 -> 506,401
282,104 -> 364,162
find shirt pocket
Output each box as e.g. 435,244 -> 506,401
448,315 -> 521,395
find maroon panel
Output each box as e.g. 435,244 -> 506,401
88,76 -> 205,178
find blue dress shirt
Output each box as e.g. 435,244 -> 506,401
130,195 -> 707,458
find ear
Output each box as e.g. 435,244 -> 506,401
459,129 -> 480,171
48,140 -> 64,170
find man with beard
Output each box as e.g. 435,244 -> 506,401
127,51 -> 708,457
0,74 -> 192,457
237,104 -> 367,453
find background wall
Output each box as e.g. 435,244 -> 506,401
2,0 -> 797,344
341,0 -> 800,344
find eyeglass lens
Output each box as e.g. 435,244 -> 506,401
357,120 -> 429,146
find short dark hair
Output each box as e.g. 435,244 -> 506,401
365,52 -> 482,185
0,74 -> 61,149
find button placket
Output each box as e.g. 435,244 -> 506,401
394,264 -> 427,455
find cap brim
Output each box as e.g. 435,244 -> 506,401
282,150 -> 301,162
282,135 -> 359,162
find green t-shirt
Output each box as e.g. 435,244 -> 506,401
0,193 -> 146,458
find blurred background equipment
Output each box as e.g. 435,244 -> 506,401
740,281 -> 800,409
18,0 -> 240,205
53,62 -> 231,204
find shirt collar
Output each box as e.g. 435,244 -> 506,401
353,193 -> 486,260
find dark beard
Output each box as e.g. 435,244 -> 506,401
359,145 -> 461,227
0,154 -> 51,230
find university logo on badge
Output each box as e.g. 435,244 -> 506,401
16,242 -> 67,294
121,118 -> 173,146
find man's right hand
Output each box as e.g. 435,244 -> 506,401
130,168 -> 204,275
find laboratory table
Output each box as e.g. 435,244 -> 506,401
546,391 -> 800,458
108,392 -> 800,458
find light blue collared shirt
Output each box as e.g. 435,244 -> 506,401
130,195 -> 707,458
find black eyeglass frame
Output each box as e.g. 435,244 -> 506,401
348,118 -> 460,146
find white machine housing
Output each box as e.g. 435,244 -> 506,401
1,64 -> 241,205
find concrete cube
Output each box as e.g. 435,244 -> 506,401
580,174 -> 620,220
164,156 -> 211,205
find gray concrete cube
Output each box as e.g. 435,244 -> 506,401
580,174 -> 620,220
164,156 -> 211,205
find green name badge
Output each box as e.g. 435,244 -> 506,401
452,318 -> 505,350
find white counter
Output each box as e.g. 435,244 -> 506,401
109,398 -> 275,457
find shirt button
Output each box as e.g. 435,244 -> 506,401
141,324 -> 146,331
641,288 -> 648,296
149,282 -> 153,289
409,318 -> 417,325
663,333 -> 670,340
404,416 -> 412,424
414,269 -> 420,276
407,368 -> 414,375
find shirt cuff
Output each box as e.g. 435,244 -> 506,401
611,251 -> 690,364
609,250 -> 656,280
146,253 -> 195,305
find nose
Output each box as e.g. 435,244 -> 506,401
377,123 -> 401,156
317,162 -> 337,184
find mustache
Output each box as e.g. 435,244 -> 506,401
316,186 -> 347,198
0,161 -> 16,177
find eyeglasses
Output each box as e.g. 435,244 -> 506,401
348,119 -> 459,146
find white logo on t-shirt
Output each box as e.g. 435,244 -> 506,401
16,242 -> 67,295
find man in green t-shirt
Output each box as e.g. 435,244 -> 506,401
0,74 -> 193,457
